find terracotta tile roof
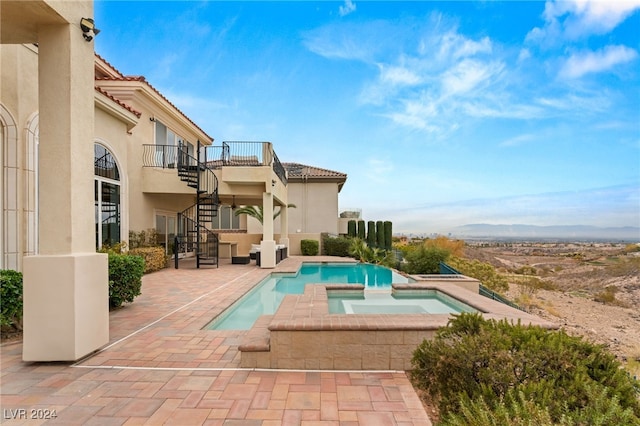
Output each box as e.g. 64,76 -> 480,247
95,86 -> 142,118
94,53 -> 124,78
283,162 -> 347,180
94,53 -> 213,143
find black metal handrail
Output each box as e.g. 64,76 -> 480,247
204,141 -> 287,185
179,145 -> 219,197
142,144 -> 181,168
207,141 -> 266,166
272,150 -> 288,185
174,216 -> 219,269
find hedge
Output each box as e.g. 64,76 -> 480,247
0,270 -> 23,328
129,247 -> 168,273
323,236 -> 351,257
108,253 -> 145,308
367,221 -> 376,247
301,239 -> 319,256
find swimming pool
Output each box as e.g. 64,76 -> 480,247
327,290 -> 477,314
207,263 -> 410,330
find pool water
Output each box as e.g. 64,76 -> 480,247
207,263 -> 409,330
328,291 -> 477,314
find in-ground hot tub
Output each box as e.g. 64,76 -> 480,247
328,289 -> 477,314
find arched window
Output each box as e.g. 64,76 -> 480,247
94,144 -> 121,248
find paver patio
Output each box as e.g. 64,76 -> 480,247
1,256 -> 431,425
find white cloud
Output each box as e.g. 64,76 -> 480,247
441,59 -> 501,96
518,48 -> 531,63
527,0 -> 640,45
365,158 -> 394,183
500,134 -> 536,147
436,32 -> 492,61
339,0 -> 356,17
379,64 -> 422,86
559,45 -> 638,78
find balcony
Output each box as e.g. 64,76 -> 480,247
141,142 -> 287,201
205,141 -> 287,186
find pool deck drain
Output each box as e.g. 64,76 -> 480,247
0,256 -> 432,425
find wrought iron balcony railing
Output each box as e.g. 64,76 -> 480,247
204,141 -> 287,185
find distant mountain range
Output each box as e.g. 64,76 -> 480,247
451,224 -> 640,241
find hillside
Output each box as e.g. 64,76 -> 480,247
464,241 -> 640,376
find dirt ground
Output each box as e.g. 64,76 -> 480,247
464,241 -> 640,376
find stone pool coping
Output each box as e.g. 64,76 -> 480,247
240,282 -> 557,370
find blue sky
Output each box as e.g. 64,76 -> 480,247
95,1 -> 640,236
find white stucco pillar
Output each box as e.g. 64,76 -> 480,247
279,202 -> 289,249
260,191 -> 276,268
22,15 -> 109,361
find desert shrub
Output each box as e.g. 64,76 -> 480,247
605,256 -> 640,277
323,236 -> 351,257
411,313 -> 640,424
623,244 -> 640,254
129,247 -> 168,273
108,253 -> 144,308
301,239 -> 319,256
424,236 -> 465,258
0,270 -> 23,328
402,246 -> 450,274
441,386 -> 639,426
514,265 -> 537,275
594,285 -> 628,307
448,257 -> 509,293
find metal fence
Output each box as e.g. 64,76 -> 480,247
204,141 -> 287,185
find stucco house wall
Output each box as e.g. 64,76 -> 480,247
284,181 -> 341,234
1,44 -> 40,271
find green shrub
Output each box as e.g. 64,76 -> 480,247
357,220 -> 365,239
402,246 -> 450,274
323,236 -> 351,257
0,270 -> 23,328
347,220 -> 356,238
448,257 -> 509,293
301,239 -> 319,256
440,387 -> 639,426
367,221 -> 376,247
108,253 -> 144,308
383,221 -> 392,251
348,238 -> 396,267
129,228 -> 159,248
411,313 -> 640,424
376,221 -> 385,249
129,247 -> 168,273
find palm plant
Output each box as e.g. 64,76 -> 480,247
233,204 -> 296,224
348,238 -> 396,267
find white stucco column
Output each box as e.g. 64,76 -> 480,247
279,202 -> 289,249
22,14 -> 109,361
260,191 -> 276,268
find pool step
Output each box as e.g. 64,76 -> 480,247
239,315 -> 272,353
